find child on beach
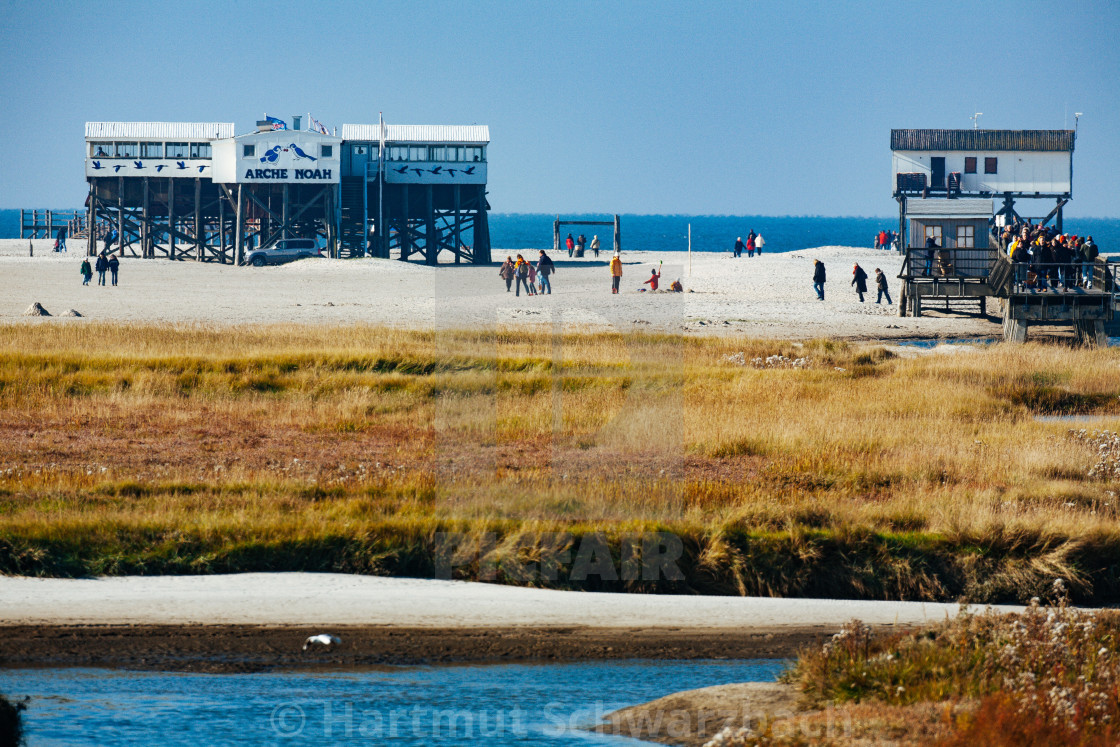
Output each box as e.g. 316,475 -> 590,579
643,267 -> 661,291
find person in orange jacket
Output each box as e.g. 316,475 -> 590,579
609,254 -> 623,294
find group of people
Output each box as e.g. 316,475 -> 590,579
732,230 -> 765,258
565,233 -> 600,258
80,252 -> 120,286
811,260 -> 891,304
53,226 -> 68,252
499,251 -> 556,296
499,252 -> 683,296
1001,222 -> 1100,291
874,230 -> 899,251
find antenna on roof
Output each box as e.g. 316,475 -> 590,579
1074,112 -> 1083,131
970,112 -> 983,130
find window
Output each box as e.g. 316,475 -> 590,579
985,157 -> 998,174
429,146 -> 445,161
462,146 -> 485,162
956,225 -> 975,248
964,156 -> 977,174
389,146 -> 408,161
114,142 -> 138,158
189,142 -> 212,159
352,145 -> 367,156
140,142 -> 163,158
166,142 -> 189,158
91,143 -> 111,157
409,146 -> 428,161
320,145 -> 333,158
924,225 -> 943,244
243,144 -> 255,158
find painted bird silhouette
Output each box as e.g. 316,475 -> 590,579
91,161 -> 104,170
155,165 -> 168,172
289,143 -> 316,161
113,164 -> 125,172
428,166 -> 442,174
445,168 -> 458,177
411,168 -> 424,177
197,165 -> 206,172
462,166 -> 475,175
176,161 -> 187,170
393,165 -> 409,174
133,160 -> 144,169
260,146 -> 282,163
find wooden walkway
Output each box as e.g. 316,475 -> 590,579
898,248 -> 1118,343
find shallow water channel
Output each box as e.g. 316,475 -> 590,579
1,659 -> 784,745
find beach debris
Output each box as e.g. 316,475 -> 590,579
23,302 -> 50,317
302,633 -> 341,651
723,353 -> 812,369
65,309 -> 83,317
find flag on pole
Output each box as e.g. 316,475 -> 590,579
308,114 -> 329,135
264,115 -> 287,131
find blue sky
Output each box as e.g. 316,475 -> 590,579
1,0 -> 1117,216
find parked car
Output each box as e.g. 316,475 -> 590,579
245,238 -> 321,267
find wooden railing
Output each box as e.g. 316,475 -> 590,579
900,247 -> 998,280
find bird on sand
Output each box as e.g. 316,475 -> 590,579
302,634 -> 341,651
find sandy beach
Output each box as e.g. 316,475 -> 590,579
0,574 -> 1021,672
0,239 -> 995,340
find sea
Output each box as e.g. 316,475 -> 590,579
1,659 -> 785,746
5,209 -> 1118,255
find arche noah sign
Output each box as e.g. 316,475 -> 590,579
243,168 -> 333,181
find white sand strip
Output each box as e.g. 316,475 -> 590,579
0,239 -> 994,340
0,573 -> 1021,627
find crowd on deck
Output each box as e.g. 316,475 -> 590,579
999,221 -> 1100,290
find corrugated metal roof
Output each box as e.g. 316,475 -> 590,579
341,124 -> 489,144
905,198 -> 994,218
85,122 -> 235,140
891,129 -> 1074,152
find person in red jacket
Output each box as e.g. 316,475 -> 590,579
643,267 -> 661,291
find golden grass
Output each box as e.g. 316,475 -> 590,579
1,323 -> 1119,598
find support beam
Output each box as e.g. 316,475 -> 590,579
86,180 -> 96,256
168,178 -> 176,259
194,178 -> 203,261
1003,312 -> 1028,343
425,184 -> 436,266
234,185 -> 245,266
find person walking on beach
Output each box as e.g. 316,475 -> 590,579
95,253 -> 109,286
566,233 -> 575,258
590,235 -> 601,257
56,225 -> 67,252
80,258 -> 92,286
499,256 -> 515,292
812,260 -> 826,300
103,227 -> 118,255
733,236 -> 745,258
537,250 -> 555,294
576,234 -> 587,258
643,266 -> 661,291
755,233 -> 764,254
610,253 -> 623,294
108,254 -> 120,286
874,268 -> 892,304
526,261 -> 538,295
746,230 -> 756,258
851,263 -> 868,302
514,254 -> 532,297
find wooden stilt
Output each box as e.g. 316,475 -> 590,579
116,177 -> 125,256
234,185 -> 245,266
453,185 -> 461,264
425,184 -> 436,265
400,185 -> 409,261
142,177 -> 150,258
168,178 -> 176,260
194,178 -> 203,261
87,180 -> 97,256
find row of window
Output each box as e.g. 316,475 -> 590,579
964,156 -> 998,175
242,144 -> 334,159
382,145 -> 485,163
90,142 -> 212,159
924,225 -> 976,248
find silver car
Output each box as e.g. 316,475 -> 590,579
245,238 -> 321,267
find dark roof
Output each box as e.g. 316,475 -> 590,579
891,129 -> 1075,152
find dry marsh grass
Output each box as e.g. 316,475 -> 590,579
1,323 -> 1119,599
